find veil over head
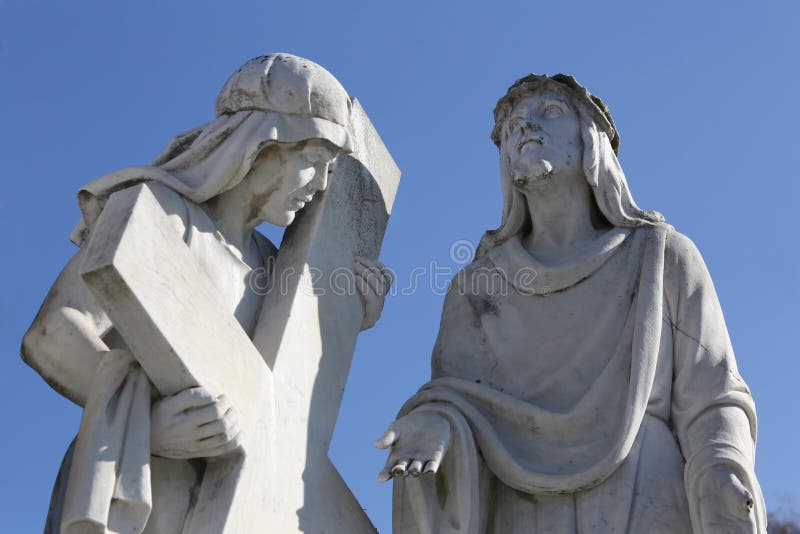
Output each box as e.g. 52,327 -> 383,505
71,53 -> 353,246
476,73 -> 663,258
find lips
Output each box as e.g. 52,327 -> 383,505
289,193 -> 314,210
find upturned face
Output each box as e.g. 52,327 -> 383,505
500,89 -> 582,191
248,139 -> 340,227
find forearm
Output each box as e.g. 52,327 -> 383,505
682,407 -> 763,533
683,405 -> 754,463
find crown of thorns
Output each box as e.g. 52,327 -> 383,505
491,73 -> 619,155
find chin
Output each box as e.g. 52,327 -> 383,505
261,210 -> 296,227
511,159 -> 556,189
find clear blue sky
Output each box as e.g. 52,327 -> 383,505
1,1 -> 798,530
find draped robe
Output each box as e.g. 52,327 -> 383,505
45,182 -> 277,533
393,224 -> 765,533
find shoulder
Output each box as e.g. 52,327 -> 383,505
662,227 -> 722,319
664,228 -> 710,278
452,253 -> 501,297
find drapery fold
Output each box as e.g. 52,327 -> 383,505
393,224 -> 765,533
61,349 -> 152,534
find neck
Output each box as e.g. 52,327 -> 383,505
521,171 -> 607,261
202,185 -> 256,251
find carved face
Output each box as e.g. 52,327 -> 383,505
500,89 -> 582,191
248,139 -> 339,227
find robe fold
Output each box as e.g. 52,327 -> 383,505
393,224 -> 765,533
45,182 -> 278,534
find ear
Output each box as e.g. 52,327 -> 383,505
581,117 -> 600,187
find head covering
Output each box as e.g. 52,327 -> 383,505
476,73 -> 663,258
214,54 -> 352,151
72,53 -> 353,245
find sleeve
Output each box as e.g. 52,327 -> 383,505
431,267 -> 498,382
663,230 -> 765,531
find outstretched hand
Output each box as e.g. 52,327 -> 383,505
150,386 -> 242,460
375,411 -> 451,482
354,256 -> 393,331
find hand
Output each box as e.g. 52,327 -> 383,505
375,411 -> 451,482
354,256 -> 393,331
697,466 -> 757,533
150,386 -> 242,460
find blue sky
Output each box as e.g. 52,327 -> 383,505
1,1 -> 798,530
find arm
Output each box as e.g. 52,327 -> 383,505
21,182 -> 190,406
21,246 -> 112,406
665,231 -> 764,533
25,183 -> 243,459
378,269 -> 492,481
431,269 -> 496,381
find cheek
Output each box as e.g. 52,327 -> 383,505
550,127 -> 582,161
283,166 -> 316,190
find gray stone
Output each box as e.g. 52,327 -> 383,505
378,73 -> 765,533
22,53 -> 398,533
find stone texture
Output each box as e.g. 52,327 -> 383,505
378,73 -> 765,533
21,53 -> 399,533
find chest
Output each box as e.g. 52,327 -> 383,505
472,237 -> 644,407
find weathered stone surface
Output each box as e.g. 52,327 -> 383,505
22,53 -> 399,533
253,99 -> 399,533
81,182 -> 275,533
378,73 -> 765,534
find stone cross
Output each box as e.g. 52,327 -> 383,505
80,100 -> 399,533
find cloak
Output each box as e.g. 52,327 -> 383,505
392,224 -> 765,533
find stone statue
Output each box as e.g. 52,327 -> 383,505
377,74 -> 765,533
22,54 -> 396,533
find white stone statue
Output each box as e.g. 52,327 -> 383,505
22,54 -> 394,533
377,74 -> 766,533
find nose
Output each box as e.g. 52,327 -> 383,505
307,163 -> 329,193
523,120 -> 542,133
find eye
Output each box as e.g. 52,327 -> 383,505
543,105 -> 564,119
507,119 -> 524,136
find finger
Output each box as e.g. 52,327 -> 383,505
729,475 -> 755,517
379,264 -> 394,287
354,256 -> 375,268
422,459 -> 441,475
363,258 -> 393,285
194,421 -> 241,449
357,281 -> 379,331
197,433 -> 243,459
375,428 -> 398,449
377,466 -> 393,483
354,261 -> 388,296
353,262 -> 384,293
180,395 -> 232,427
161,387 -> 217,413
194,408 -> 236,439
408,460 -> 423,477
354,268 -> 376,299
378,451 -> 400,482
391,459 -> 409,478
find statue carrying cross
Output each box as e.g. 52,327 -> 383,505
21,54 -> 400,533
